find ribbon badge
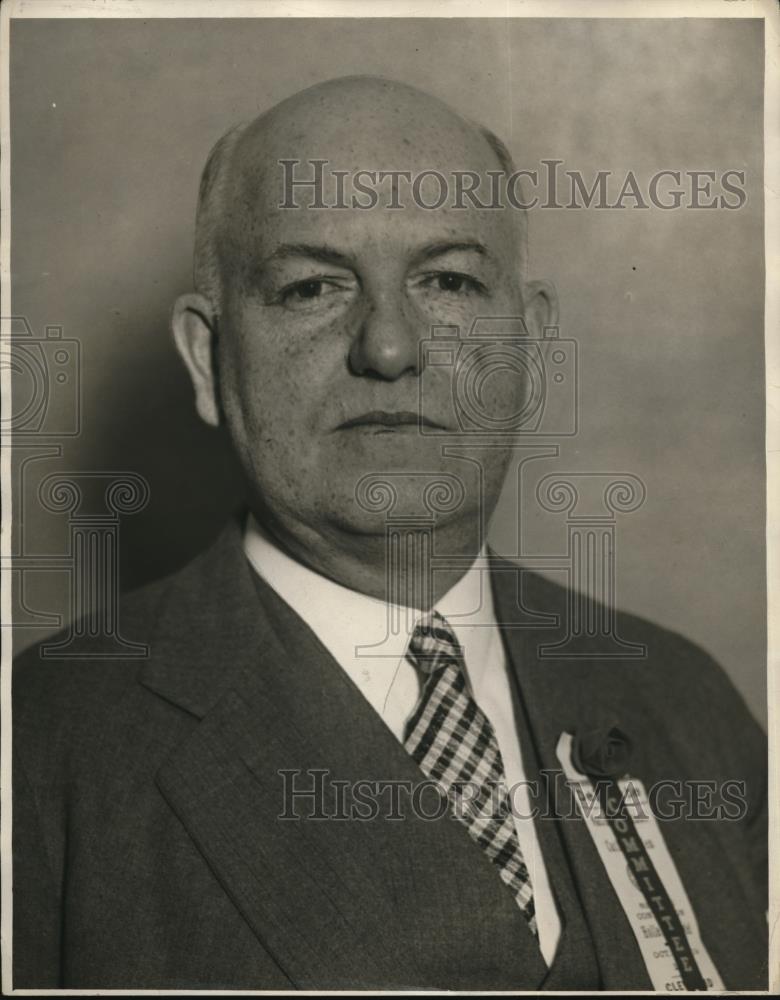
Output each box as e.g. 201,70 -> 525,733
558,726 -> 723,992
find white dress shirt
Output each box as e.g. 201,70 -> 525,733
244,513 -> 562,965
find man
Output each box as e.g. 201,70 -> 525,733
13,76 -> 767,990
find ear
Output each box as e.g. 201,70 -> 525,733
171,293 -> 221,427
521,278 -> 559,337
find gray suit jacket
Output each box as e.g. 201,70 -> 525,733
13,514 -> 767,989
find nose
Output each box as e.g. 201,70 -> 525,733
348,285 -> 421,380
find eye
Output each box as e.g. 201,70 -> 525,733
275,275 -> 356,310
437,272 -> 467,293
282,279 -> 326,302
420,271 -> 488,296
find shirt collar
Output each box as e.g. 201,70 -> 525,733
242,512 -> 498,674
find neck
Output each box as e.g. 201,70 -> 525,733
247,505 -> 487,609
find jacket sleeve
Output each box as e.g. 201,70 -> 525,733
12,751 -> 62,988
739,703 -> 768,913
694,641 -> 768,913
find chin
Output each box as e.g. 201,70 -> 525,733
320,474 -> 478,540
316,438 -> 505,533
331,430 -> 477,477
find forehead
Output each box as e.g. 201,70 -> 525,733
222,95 -> 520,266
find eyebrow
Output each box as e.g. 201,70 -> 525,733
259,239 -> 493,270
261,243 -> 355,268
412,240 -> 492,263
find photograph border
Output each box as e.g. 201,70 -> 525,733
1,0 -> 777,994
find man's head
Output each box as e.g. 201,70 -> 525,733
173,75 -> 557,596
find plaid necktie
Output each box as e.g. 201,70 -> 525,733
403,610 -> 538,938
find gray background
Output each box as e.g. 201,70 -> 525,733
9,17 -> 766,724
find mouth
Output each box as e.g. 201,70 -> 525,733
336,410 -> 445,432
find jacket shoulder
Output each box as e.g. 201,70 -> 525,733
14,571 -> 169,708
12,564 -> 188,791
491,555 -> 764,736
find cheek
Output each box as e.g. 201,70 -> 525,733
492,366 -> 533,415
218,310 -> 348,455
454,351 -> 532,426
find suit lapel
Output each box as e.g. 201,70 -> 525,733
141,519 -> 548,989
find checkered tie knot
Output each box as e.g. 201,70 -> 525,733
403,610 -> 537,938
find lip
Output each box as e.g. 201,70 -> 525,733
336,410 -> 444,431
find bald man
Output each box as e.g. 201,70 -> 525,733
13,77 -> 767,991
